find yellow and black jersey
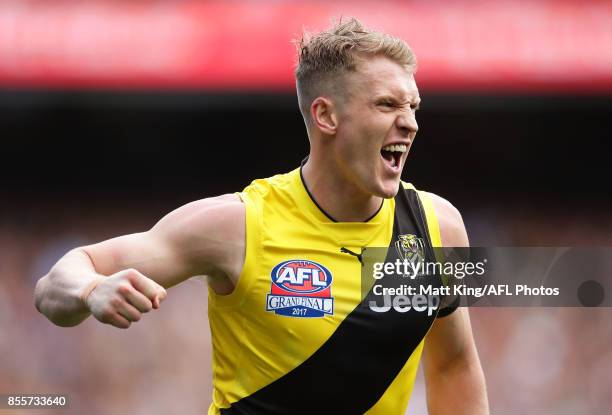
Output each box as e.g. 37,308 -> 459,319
207,165 -> 455,415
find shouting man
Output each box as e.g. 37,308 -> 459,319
35,18 -> 488,415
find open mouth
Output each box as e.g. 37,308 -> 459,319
380,144 -> 407,170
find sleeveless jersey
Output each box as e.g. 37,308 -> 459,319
207,166 -> 452,415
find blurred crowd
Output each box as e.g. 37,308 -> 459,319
1,201 -> 611,414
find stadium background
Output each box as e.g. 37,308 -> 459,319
1,0 -> 611,413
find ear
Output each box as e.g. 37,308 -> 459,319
310,97 -> 338,135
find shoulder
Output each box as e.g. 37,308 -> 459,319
241,169 -> 299,199
150,193 -> 245,256
419,191 -> 468,248
153,193 -> 244,232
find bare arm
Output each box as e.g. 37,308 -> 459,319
422,192 -> 489,415
34,193 -> 245,328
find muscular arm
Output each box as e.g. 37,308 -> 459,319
422,192 -> 489,415
34,193 -> 245,328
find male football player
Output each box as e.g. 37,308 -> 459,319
35,18 -> 488,414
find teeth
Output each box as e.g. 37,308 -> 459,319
382,144 -> 407,153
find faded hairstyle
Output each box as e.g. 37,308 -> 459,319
295,17 -> 416,124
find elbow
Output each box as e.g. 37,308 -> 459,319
34,274 -> 82,327
34,275 -> 48,315
34,275 -> 59,324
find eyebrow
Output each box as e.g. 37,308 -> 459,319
376,95 -> 421,109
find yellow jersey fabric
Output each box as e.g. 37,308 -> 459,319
208,167 -> 445,415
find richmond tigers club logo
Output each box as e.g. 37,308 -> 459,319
266,259 -> 334,318
395,234 -> 426,276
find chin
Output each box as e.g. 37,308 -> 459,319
373,179 -> 401,199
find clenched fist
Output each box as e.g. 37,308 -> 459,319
83,268 -> 167,329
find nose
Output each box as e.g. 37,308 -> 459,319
395,112 -> 418,137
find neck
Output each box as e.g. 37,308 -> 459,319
301,156 -> 383,222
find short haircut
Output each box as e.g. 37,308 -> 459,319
295,17 -> 416,123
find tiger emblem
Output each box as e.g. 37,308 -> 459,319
395,234 -> 425,272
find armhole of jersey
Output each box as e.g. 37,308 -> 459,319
416,190 -> 459,318
415,190 -> 442,248
208,190 -> 262,309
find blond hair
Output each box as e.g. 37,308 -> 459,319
295,17 -> 416,122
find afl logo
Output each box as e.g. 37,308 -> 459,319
271,260 -> 332,294
266,260 -> 334,318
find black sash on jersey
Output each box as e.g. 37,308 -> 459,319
221,186 -> 442,415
